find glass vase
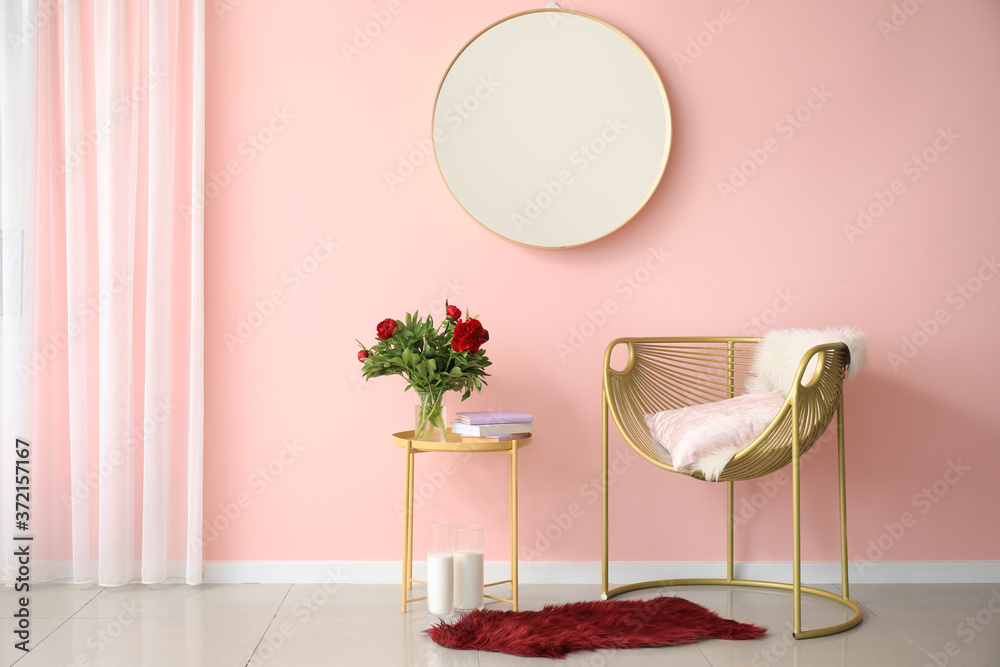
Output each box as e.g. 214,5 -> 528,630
415,390 -> 447,442
454,525 -> 484,612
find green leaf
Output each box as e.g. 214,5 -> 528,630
358,306 -> 491,400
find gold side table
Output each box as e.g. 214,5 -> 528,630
392,429 -> 532,613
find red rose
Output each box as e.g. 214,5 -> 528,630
376,318 -> 398,340
358,349 -> 369,362
482,330 -> 490,343
451,318 -> 486,353
446,305 -> 462,320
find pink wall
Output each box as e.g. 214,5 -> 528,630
202,0 -> 1000,565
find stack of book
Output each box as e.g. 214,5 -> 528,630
450,411 -> 533,440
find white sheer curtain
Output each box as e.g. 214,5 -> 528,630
1,0 -> 204,585
0,0 -> 38,585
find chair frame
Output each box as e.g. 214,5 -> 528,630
601,336 -> 862,639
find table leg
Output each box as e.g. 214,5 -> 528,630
407,449 -> 415,590
511,443 -> 518,611
402,444 -> 413,613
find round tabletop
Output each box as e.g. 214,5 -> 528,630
392,430 -> 533,453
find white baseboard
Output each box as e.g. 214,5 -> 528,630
32,560 -> 1000,585
202,560 -> 1000,585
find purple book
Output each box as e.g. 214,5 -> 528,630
455,410 -> 533,425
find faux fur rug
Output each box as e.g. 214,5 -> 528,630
426,597 -> 767,658
747,326 -> 867,395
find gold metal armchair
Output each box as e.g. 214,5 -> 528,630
601,337 -> 862,639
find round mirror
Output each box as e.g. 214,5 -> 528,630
432,9 -> 671,249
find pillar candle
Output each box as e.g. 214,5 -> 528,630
427,553 -> 455,616
454,548 -> 484,610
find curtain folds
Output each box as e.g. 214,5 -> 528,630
1,0 -> 204,585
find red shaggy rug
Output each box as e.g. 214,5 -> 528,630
427,596 -> 767,658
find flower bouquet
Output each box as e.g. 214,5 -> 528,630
357,304 -> 491,441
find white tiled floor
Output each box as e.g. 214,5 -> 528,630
2,582 -> 998,665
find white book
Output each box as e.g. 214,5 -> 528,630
450,421 -> 534,437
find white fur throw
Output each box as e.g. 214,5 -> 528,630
747,326 -> 866,395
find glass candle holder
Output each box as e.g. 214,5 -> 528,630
426,521 -> 455,618
453,525 -> 484,612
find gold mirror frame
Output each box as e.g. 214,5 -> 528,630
432,9 -> 672,249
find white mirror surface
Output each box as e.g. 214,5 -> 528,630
433,10 -> 671,248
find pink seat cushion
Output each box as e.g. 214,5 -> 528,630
644,392 -> 786,480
